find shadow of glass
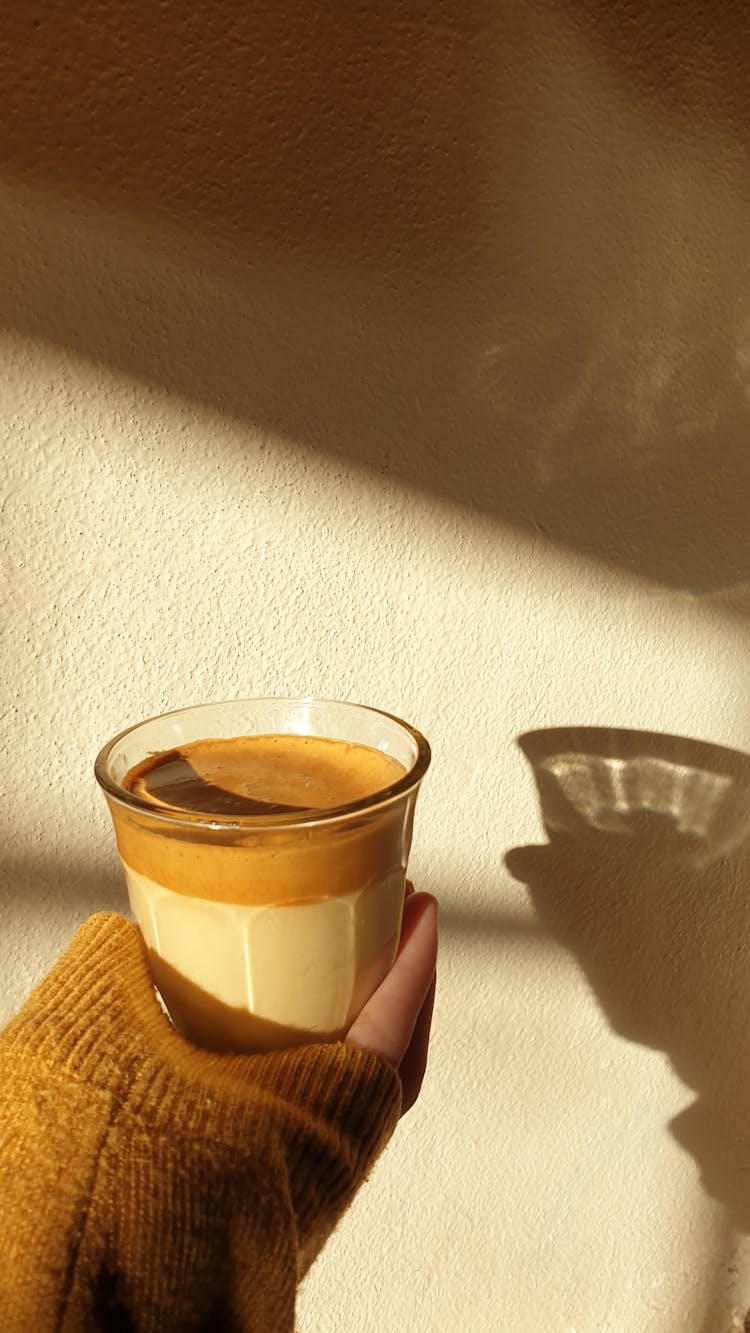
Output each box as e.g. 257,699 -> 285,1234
507,726 -> 750,1233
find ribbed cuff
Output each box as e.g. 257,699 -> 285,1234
2,914 -> 177,1089
2,913 -> 402,1149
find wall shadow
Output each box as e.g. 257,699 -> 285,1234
0,0 -> 482,273
0,851 -> 126,1015
507,726 -> 750,1233
0,854 -> 125,920
1,4 -> 750,593
0,849 -> 532,951
563,0 -> 750,137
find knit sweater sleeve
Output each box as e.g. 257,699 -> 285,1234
0,914 -> 402,1332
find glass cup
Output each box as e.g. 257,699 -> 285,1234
95,698 -> 431,1053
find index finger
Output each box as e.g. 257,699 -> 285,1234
345,892 -> 438,1069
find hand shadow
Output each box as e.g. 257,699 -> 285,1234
507,727 -> 750,1233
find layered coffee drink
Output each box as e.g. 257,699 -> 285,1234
108,731 -> 414,1051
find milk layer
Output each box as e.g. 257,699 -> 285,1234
124,861 -> 405,1047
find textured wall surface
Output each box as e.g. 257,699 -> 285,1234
3,3 -> 750,1329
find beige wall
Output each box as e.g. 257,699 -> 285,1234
3,3 -> 750,1329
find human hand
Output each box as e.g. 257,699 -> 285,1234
346,888 -> 438,1114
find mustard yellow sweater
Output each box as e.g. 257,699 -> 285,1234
0,914 -> 401,1332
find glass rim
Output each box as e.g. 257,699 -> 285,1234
94,696 -> 431,831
